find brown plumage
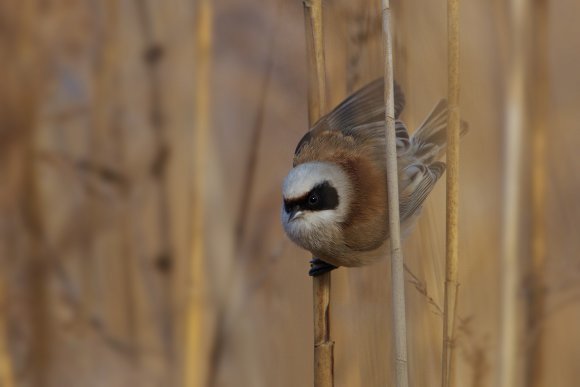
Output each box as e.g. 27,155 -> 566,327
281,79 -> 467,274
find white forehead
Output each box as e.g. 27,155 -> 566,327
282,161 -> 349,199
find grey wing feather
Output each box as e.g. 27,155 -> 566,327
414,99 -> 449,143
312,78 -> 405,134
395,120 -> 411,154
399,98 -> 469,220
399,161 -> 446,221
296,78 -> 405,157
411,99 -> 469,163
341,119 -> 412,166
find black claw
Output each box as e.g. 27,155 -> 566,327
309,258 -> 337,276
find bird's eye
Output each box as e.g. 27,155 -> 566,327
308,193 -> 319,205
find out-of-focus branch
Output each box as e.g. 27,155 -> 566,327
525,2 -> 548,387
498,1 -> 532,387
0,275 -> 14,387
235,28 -> 277,248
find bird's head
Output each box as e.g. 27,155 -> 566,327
281,162 -> 353,251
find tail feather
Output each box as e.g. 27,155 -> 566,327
398,99 -> 468,224
414,99 -> 448,143
411,99 -> 468,164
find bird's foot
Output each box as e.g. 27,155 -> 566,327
309,258 -> 337,277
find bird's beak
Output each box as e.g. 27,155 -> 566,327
289,208 -> 303,221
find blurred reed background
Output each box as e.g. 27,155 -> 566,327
0,0 -> 579,386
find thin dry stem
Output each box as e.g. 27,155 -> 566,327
442,0 -> 461,386
235,34 -> 277,247
498,1 -> 531,387
185,1 -> 213,386
404,264 -> 444,316
382,2 -> 409,387
448,291 -> 460,387
303,1 -> 333,386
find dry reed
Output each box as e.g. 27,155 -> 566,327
498,0 -> 532,386
15,2 -> 50,385
381,2 -> 409,387
0,277 -> 14,387
303,0 -> 328,123
442,0 -> 461,386
525,1 -> 548,386
0,3 -> 36,385
185,1 -> 213,386
86,0 -> 122,378
302,1 -> 334,386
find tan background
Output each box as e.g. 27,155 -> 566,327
0,0 -> 579,386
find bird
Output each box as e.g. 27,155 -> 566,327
281,78 -> 467,276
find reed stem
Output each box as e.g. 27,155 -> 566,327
442,0 -> 461,386
382,2 -> 409,387
302,1 -> 333,386
185,1 -> 213,386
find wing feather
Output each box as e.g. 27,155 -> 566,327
316,78 -> 405,133
294,79 -> 406,164
411,99 -> 468,163
399,161 -> 446,221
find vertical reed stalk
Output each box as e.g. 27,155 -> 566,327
185,1 -> 212,386
0,4 -> 36,385
0,276 -> 14,387
381,2 -> 409,387
526,1 -> 548,386
303,1 -> 333,386
85,0 -> 121,377
442,0 -> 461,386
24,111 -> 49,387
17,2 -> 50,385
303,0 -> 327,123
313,273 -> 333,387
498,1 -> 531,387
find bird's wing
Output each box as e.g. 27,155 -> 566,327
414,99 -> 449,144
294,78 -> 405,165
411,99 -> 469,164
399,161 -> 446,221
317,78 -> 405,133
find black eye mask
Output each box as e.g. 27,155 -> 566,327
284,181 -> 339,213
